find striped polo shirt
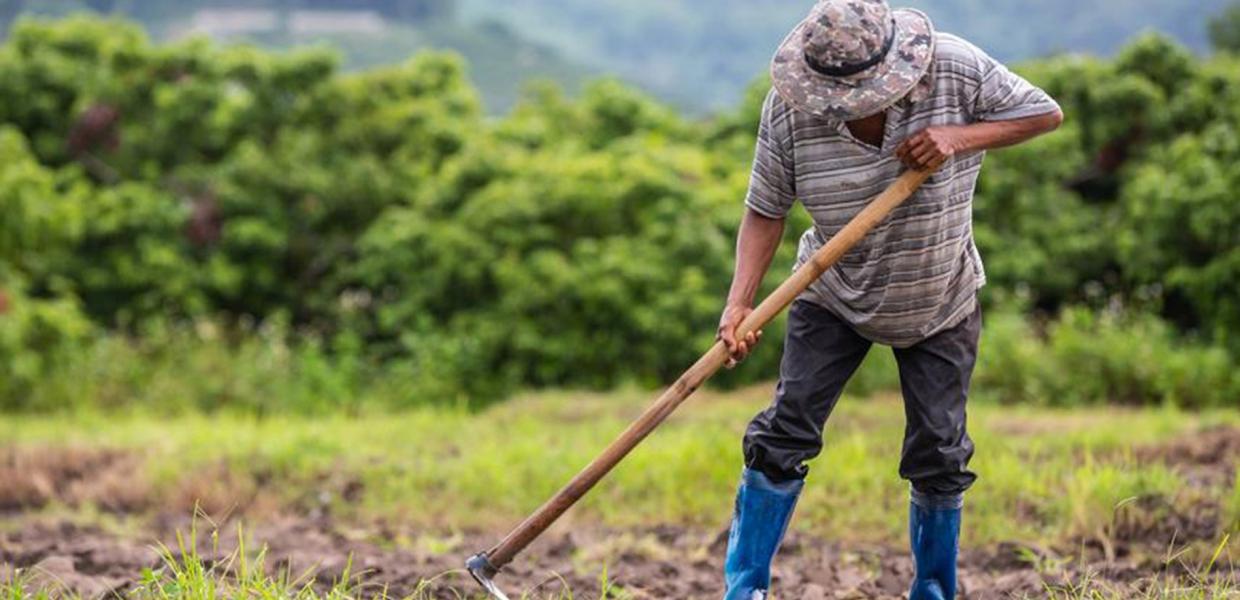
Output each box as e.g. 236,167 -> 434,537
746,32 -> 1060,347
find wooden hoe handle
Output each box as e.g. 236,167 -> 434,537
477,166 -> 937,571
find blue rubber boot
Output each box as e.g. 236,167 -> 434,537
908,489 -> 963,600
722,468 -> 803,600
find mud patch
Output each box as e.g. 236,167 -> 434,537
0,521 -> 159,598
1,519 -> 1235,599
0,446 -> 294,521
0,447 -> 149,513
1138,425 -> 1240,488
1108,493 -> 1221,547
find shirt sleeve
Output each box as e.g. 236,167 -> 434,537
744,89 -> 797,219
967,42 -> 1061,122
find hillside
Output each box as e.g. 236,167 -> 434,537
240,19 -> 589,111
3,0 -> 1234,113
0,0 -> 589,112
460,0 -> 1233,111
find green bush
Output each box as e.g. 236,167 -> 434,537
0,269 -> 94,408
1210,1 -> 1240,52
15,301 -> 1233,415
0,19 -> 1236,411
17,317 -> 381,415
1118,125 -> 1240,347
976,306 -> 1239,408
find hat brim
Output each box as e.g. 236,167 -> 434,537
771,8 -> 935,121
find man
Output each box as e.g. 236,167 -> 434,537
717,1 -> 1063,599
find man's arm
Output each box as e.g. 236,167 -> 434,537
899,39 -> 1064,170
718,208 -> 785,368
895,109 -> 1064,170
723,89 -> 797,367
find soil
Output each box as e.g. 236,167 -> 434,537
1137,425 -> 1240,488
2,427 -> 1237,599
2,517 -> 1236,599
0,446 -> 149,513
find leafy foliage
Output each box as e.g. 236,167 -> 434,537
0,18 -> 1236,411
1211,1 -> 1240,52
973,34 -> 1240,349
976,306 -> 1238,408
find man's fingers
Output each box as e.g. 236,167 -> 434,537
907,140 -> 933,160
913,145 -> 939,167
897,144 -> 915,167
901,149 -> 923,169
896,136 -> 922,159
900,139 -> 929,168
899,129 -> 957,170
722,329 -> 761,368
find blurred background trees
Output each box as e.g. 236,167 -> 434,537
0,0 -> 1233,113
1211,1 -> 1240,52
0,10 -> 1237,412
0,0 -> 581,112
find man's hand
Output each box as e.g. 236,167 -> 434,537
718,304 -> 762,369
895,126 -> 965,170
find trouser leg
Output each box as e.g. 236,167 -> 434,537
893,303 -> 981,600
742,300 -> 872,482
893,303 -> 980,496
723,300 -> 870,600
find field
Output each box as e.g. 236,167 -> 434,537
2,12 -> 1240,600
2,385 -> 1238,599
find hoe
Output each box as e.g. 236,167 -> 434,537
466,165 -> 940,599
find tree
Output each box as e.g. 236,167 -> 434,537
1210,1 -> 1240,52
2,18 -> 1238,406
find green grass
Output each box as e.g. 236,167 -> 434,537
0,518 -> 618,600
2,386 -> 1235,548
1,386 -> 1237,598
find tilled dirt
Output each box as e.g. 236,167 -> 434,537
2,427 -> 1238,598
2,516 -> 1236,599
0,446 -> 149,513
1137,425 -> 1240,488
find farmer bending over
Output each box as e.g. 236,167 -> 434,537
717,1 -> 1062,598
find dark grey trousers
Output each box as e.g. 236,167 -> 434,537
743,299 -> 980,496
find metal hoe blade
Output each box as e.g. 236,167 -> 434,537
466,553 -> 511,600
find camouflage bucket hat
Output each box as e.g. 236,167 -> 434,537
772,0 -> 935,121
